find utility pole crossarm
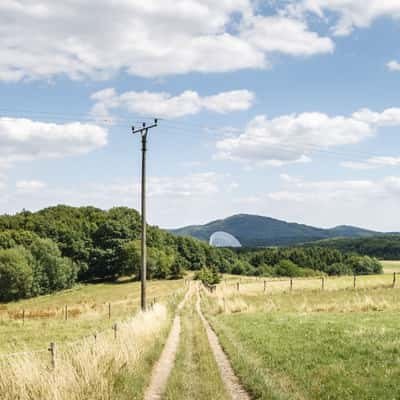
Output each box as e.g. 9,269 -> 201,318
132,119 -> 158,135
131,118 -> 158,312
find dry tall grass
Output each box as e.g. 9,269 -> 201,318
0,303 -> 169,400
205,276 -> 400,316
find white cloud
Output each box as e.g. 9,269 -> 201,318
387,60 -> 400,71
91,88 -> 254,119
16,180 -> 46,193
214,108 -> 400,166
0,117 -> 107,167
242,15 -> 334,55
341,156 -> 400,170
0,1 -> 333,81
294,0 -> 400,36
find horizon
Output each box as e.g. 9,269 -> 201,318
1,203 -> 396,233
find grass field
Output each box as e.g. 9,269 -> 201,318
202,277 -> 400,400
382,260 -> 400,274
0,279 -> 184,353
0,303 -> 175,400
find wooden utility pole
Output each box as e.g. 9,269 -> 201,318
132,119 -> 158,311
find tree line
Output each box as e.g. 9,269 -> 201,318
0,205 -> 382,300
302,236 -> 400,260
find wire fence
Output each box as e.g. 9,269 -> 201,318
214,272 -> 398,294
0,291 -> 177,324
0,290 -> 184,366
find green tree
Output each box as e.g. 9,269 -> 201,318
0,247 -> 33,301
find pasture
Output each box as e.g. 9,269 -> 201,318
202,275 -> 400,399
382,260 -> 400,274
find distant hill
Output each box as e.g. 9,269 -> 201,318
170,214 -> 385,247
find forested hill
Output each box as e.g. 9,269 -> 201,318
0,205 -> 238,301
170,214 -> 383,247
0,206 -> 384,302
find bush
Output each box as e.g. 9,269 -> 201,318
0,247 -> 34,301
194,267 -> 221,285
347,255 -> 382,275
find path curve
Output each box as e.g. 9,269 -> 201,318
196,288 -> 251,400
144,284 -> 192,400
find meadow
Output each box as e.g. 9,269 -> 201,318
0,279 -> 184,352
381,259 -> 400,274
202,274 -> 400,399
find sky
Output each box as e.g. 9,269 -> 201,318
1,0 -> 400,231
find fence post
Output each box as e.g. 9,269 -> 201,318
393,272 -> 396,288
290,279 -> 293,291
108,303 -> 111,320
113,323 -> 118,340
48,342 -> 56,370
64,305 -> 68,321
22,309 -> 25,325
264,280 -> 266,292
353,275 -> 356,289
237,282 -> 240,291
321,277 -> 325,290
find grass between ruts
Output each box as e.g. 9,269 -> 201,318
203,285 -> 400,400
0,279 -> 184,352
165,291 -> 230,400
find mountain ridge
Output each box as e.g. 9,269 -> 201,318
169,213 -> 387,247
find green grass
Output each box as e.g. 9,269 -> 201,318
165,293 -> 229,400
203,286 -> 400,399
0,279 -> 184,353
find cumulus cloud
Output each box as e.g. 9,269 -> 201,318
0,117 -> 107,167
91,88 -> 255,120
291,0 -> 400,36
387,60 -> 400,71
214,108 -> 400,166
0,1 -> 333,81
241,15 -> 334,55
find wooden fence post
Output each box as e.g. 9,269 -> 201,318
353,275 -> 356,289
263,280 -> 266,292
237,282 -> 240,291
108,303 -> 111,320
48,342 -> 56,370
22,309 -> 25,325
64,305 -> 68,321
321,277 -> 325,290
113,323 -> 118,340
393,272 -> 396,288
290,279 -> 293,291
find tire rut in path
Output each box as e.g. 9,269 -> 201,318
196,289 -> 251,400
144,285 -> 192,400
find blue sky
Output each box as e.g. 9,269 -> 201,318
1,1 -> 400,230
